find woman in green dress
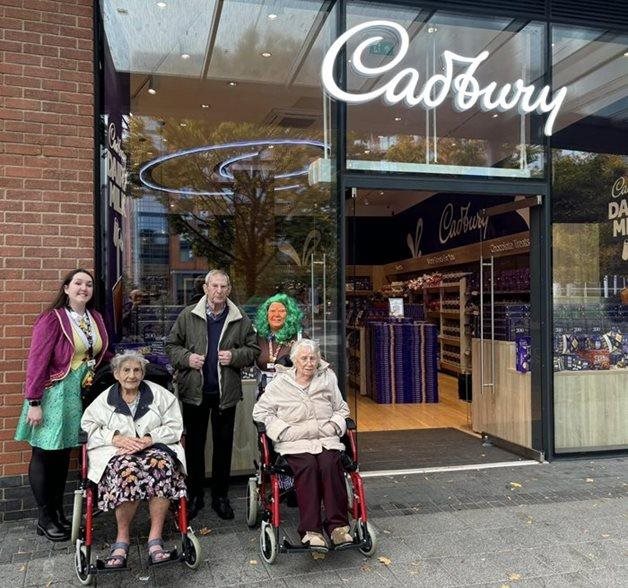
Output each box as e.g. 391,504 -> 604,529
15,269 -> 109,541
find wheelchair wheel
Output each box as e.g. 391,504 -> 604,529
70,489 -> 83,544
183,530 -> 202,569
259,522 -> 278,565
74,541 -> 94,585
246,477 -> 259,528
357,521 -> 377,557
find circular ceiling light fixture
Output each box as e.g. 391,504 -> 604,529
181,53 -> 190,60
268,13 -> 278,20
261,51 -> 272,58
139,138 -> 326,197
156,2 -> 167,8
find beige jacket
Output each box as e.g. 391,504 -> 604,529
252,361 -> 350,455
80,380 -> 186,484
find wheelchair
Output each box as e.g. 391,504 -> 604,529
71,430 -> 202,584
72,365 -> 201,585
245,417 -> 377,564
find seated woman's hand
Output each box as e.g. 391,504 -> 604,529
319,421 -> 340,438
113,434 -> 150,455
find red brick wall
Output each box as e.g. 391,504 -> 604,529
0,0 -> 94,479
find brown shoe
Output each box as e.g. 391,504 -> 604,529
330,525 -> 353,547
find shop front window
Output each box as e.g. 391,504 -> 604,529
551,25 -> 628,453
343,2 -> 548,178
99,0 -> 342,366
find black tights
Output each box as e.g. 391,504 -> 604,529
29,447 -> 71,510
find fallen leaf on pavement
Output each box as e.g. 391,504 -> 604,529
378,556 -> 392,566
197,527 -> 212,535
509,482 -> 522,489
585,478 -> 594,483
312,551 -> 326,560
361,564 -> 372,572
249,560 -> 258,565
508,572 -> 523,581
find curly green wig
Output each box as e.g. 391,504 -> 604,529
254,293 -> 303,343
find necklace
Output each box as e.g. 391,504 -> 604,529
68,308 -> 94,358
268,337 -> 283,363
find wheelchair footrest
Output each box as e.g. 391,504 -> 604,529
280,539 -> 326,554
94,559 -> 129,574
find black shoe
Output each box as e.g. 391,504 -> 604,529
211,496 -> 234,520
188,495 -> 205,521
54,507 -> 71,533
36,507 -> 69,542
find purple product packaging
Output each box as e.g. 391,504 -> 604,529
515,336 -> 531,373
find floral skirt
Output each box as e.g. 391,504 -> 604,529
97,447 -> 187,512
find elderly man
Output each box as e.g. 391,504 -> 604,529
166,269 -> 259,519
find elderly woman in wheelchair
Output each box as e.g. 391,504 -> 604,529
252,338 -> 359,552
80,350 -> 188,570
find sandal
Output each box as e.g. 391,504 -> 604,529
147,538 -> 175,566
104,541 -> 129,569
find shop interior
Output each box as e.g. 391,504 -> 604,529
346,188 -> 535,468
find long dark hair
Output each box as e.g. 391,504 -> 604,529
48,268 -> 97,311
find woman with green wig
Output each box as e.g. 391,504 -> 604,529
254,293 -> 303,391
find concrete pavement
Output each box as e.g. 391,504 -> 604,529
0,456 -> 626,587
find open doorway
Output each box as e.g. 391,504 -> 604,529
346,188 -> 540,470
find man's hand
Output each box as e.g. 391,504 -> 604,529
188,353 -> 205,370
218,350 -> 232,366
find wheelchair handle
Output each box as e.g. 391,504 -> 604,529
345,417 -> 356,430
254,421 -> 267,434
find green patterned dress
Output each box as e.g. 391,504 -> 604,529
15,320 -> 103,450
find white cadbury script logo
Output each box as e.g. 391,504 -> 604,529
321,20 -> 567,136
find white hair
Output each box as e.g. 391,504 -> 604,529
111,350 -> 148,374
205,269 -> 231,286
289,338 -> 321,363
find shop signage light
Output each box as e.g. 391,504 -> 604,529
321,20 -> 568,136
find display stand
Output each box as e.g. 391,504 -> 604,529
347,325 -> 367,395
423,277 -> 471,375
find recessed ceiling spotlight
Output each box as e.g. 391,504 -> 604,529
492,113 -> 499,118
201,103 -> 210,109
261,51 -> 272,58
147,75 -> 157,95
394,116 -> 402,122
227,81 -> 237,87
181,53 -> 190,60
268,13 -> 278,20
180,122 -> 187,127
427,26 -> 437,34
379,191 -> 384,195
363,149 -> 370,154
156,2 -> 167,8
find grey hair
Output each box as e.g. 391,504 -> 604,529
205,269 -> 231,286
111,350 -> 149,374
289,338 -> 321,363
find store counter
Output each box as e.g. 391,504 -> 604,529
471,339 -> 532,449
204,378 -> 258,477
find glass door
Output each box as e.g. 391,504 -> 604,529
472,196 -> 543,457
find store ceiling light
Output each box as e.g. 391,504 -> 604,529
394,116 -> 402,121
492,113 -> 499,118
180,122 -> 187,127
181,53 -> 190,60
156,1 -> 167,8
268,13 -> 278,20
201,103 -> 210,109
261,51 -> 272,58
228,81 -> 237,87
147,76 -> 157,95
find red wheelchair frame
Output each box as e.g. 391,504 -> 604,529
72,430 -> 202,585
245,417 -> 377,564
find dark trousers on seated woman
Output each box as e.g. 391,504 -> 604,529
285,449 -> 349,537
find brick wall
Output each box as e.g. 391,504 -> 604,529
0,0 -> 94,520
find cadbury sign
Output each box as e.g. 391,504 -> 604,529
321,20 -> 567,136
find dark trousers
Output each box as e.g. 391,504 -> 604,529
285,449 -> 349,537
181,396 -> 236,500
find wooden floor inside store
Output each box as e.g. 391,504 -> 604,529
349,373 -> 475,434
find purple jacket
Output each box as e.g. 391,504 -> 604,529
24,308 -> 110,400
